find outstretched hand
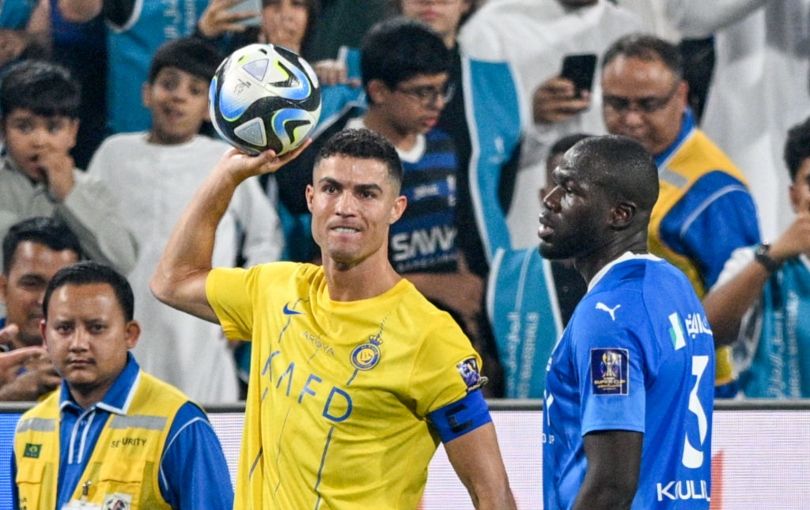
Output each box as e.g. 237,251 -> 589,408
217,139 -> 313,182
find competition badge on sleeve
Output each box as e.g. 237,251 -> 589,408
456,357 -> 488,392
590,348 -> 629,395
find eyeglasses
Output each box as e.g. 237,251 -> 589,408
603,81 -> 680,114
395,83 -> 456,107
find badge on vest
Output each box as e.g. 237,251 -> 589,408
22,443 -> 41,458
63,501 -> 101,510
102,493 -> 132,510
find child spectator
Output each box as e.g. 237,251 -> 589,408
704,116 -> 810,398
58,0 -> 210,134
0,60 -> 137,275
87,37 -> 284,403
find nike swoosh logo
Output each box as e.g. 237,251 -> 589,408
282,303 -> 302,316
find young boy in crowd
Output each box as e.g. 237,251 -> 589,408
87,37 -> 284,403
278,18 -> 487,334
0,60 -> 137,275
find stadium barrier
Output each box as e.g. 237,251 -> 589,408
2,400 -> 808,509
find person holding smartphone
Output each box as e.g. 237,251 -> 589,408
458,0 -> 643,249
196,0 -> 319,58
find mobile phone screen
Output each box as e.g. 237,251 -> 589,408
229,0 -> 262,27
560,54 -> 597,98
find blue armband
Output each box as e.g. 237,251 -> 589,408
428,390 -> 492,443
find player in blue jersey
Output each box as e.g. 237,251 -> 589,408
538,135 -> 715,509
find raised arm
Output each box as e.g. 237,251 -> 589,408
150,145 -> 307,323
573,430 -> 642,510
444,422 -> 516,509
704,196 -> 810,344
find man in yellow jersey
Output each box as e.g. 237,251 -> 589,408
12,261 -> 232,509
600,33 -> 761,397
152,128 -> 517,509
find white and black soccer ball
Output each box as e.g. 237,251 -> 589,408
209,43 -> 321,156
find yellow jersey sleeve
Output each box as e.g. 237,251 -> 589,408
408,313 -> 484,417
206,266 -> 254,340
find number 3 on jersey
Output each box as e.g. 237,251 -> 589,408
682,355 -> 710,468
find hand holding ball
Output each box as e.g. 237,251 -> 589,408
209,43 -> 322,156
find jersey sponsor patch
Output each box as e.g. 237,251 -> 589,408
590,348 -> 629,395
456,357 -> 488,392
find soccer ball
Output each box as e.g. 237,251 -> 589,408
209,43 -> 322,156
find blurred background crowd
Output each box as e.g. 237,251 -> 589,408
2,0 -> 809,403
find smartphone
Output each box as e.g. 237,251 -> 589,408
560,54 -> 597,98
228,0 -> 262,27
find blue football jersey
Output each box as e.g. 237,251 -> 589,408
543,254 -> 714,509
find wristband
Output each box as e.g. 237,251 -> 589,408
753,243 -> 781,273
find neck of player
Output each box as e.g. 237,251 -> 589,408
322,254 -> 402,302
575,232 -> 648,285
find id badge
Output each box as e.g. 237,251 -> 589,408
62,501 -> 101,510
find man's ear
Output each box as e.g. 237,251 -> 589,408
367,79 -> 389,105
39,319 -> 48,349
611,201 -> 637,229
305,184 -> 315,212
125,320 -> 141,350
390,195 -> 407,224
142,82 -> 152,109
0,273 -> 7,306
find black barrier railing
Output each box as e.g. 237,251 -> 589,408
4,398 -> 810,414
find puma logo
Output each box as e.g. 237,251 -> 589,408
595,302 -> 621,321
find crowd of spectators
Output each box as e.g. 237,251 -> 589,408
1,0 -> 809,402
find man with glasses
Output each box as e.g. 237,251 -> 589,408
459,0 -> 642,249
601,33 -> 761,397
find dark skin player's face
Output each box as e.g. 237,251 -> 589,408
537,149 -> 612,261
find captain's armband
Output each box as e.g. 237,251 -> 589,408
428,390 -> 492,443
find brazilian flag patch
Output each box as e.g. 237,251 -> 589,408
23,443 -> 41,459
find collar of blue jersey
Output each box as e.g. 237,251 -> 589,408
587,251 -> 661,292
59,353 -> 141,416
654,108 -> 696,168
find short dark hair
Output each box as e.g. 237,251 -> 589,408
548,133 -> 594,167
360,17 -> 450,93
603,33 -> 683,79
3,217 -> 83,274
0,60 -> 81,120
784,117 -> 810,181
148,37 -> 223,84
314,128 -> 403,188
43,261 -> 135,322
571,135 -> 659,213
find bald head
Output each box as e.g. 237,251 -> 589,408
567,135 -> 659,216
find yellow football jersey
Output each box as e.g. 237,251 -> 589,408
207,262 -> 482,509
